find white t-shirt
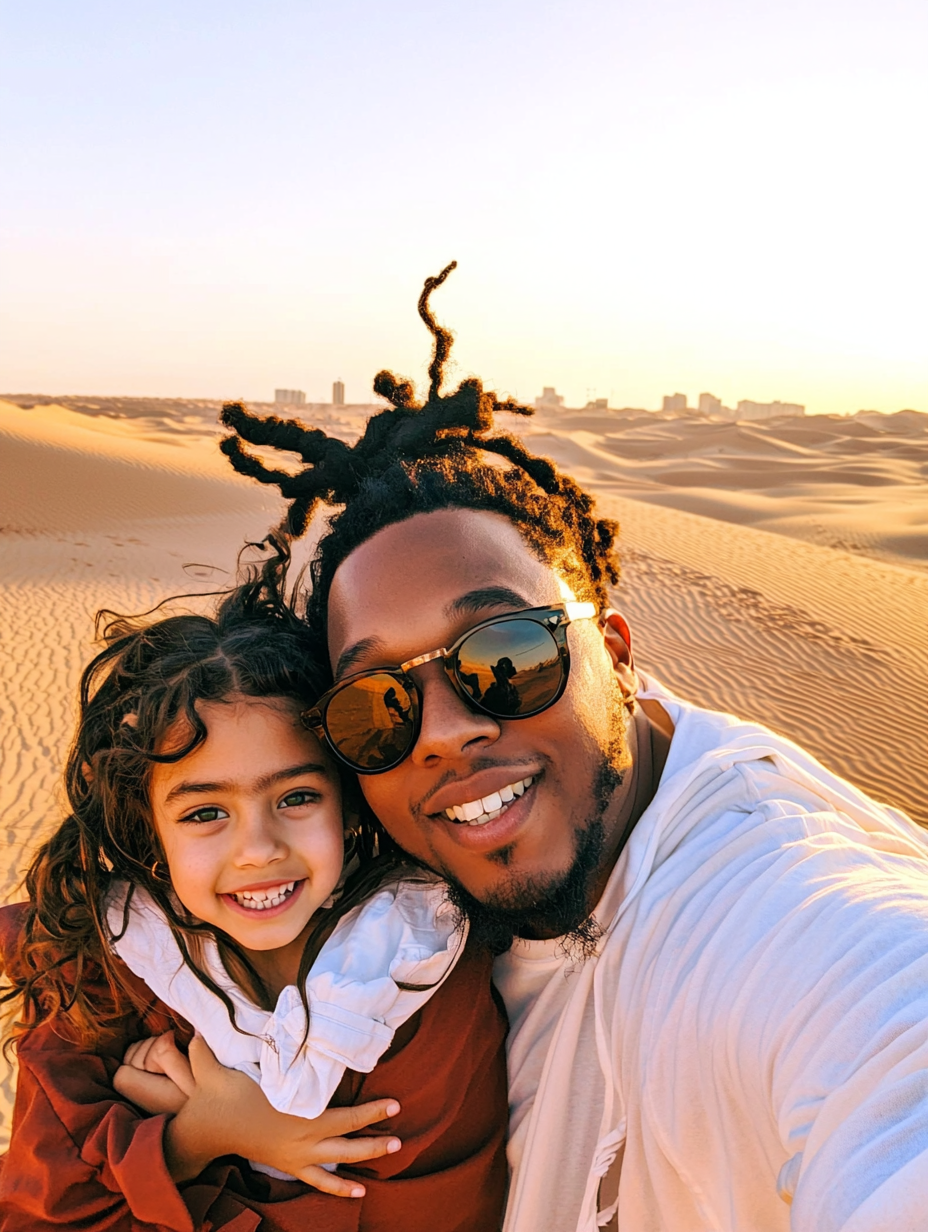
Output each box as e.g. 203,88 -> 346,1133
494,936 -> 574,1169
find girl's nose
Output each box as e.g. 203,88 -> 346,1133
232,806 -> 288,867
410,662 -> 500,766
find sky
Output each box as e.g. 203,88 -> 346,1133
1,0 -> 926,416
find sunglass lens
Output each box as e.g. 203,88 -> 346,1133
456,619 -> 562,717
323,673 -> 417,771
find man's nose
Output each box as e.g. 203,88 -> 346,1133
410,662 -> 500,765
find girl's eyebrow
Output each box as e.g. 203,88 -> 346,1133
164,761 -> 329,804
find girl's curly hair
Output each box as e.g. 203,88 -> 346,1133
218,261 -> 620,639
1,539 -> 401,1050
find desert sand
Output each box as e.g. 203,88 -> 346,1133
1,394 -> 926,1146
524,404 -> 928,569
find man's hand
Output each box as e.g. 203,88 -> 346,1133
114,1031 -> 194,1115
122,1034 -> 401,1197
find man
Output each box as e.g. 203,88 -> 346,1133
222,264 -> 928,1231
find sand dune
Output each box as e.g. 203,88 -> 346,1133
602,496 -> 927,826
0,398 -> 263,533
520,405 -> 928,568
1,395 -> 925,1146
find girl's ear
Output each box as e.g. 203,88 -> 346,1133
81,760 -> 94,786
338,778 -> 366,859
342,808 -> 360,841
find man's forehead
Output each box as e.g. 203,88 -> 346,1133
330,586 -> 533,678
330,509 -> 555,600
326,509 -> 564,662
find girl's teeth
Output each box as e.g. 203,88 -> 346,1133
232,881 -> 296,910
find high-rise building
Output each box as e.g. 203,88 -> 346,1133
534,387 -> 565,410
333,381 -> 345,406
274,389 -> 306,406
698,392 -> 722,416
662,393 -> 688,414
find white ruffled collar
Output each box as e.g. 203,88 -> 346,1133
106,875 -> 465,1124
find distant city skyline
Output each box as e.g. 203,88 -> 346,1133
1,1 -> 925,417
535,387 -> 810,420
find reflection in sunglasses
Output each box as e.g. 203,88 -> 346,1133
325,674 -> 417,768
313,606 -> 593,772
456,619 -> 561,716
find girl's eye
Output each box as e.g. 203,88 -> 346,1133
279,789 -> 321,809
179,806 -> 228,825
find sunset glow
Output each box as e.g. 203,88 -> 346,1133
1,0 -> 925,416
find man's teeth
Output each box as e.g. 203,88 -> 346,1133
444,777 -> 535,826
230,881 -> 296,910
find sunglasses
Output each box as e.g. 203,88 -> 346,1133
301,601 -> 598,774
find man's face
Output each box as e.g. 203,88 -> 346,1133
326,508 -> 630,907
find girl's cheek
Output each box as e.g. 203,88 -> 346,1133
318,812 -> 349,874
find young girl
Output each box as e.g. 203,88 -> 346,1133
0,543 -> 508,1232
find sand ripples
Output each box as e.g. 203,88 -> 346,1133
2,399 -> 925,1147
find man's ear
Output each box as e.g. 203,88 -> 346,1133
600,609 -> 639,696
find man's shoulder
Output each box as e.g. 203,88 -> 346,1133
615,682 -> 926,941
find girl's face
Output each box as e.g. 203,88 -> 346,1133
149,696 -> 345,954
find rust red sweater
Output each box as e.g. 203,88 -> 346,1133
0,903 -> 508,1232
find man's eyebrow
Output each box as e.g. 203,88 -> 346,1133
445,587 -> 531,619
164,762 -> 329,805
334,589 -> 531,678
334,635 -> 387,680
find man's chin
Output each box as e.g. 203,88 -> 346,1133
443,817 -> 606,958
444,717 -> 629,955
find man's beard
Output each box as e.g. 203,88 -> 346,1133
443,725 -> 629,960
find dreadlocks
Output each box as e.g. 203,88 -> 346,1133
220,261 -> 620,637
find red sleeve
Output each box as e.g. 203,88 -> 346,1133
2,1021 -> 369,1232
0,1010 -> 195,1231
0,905 -> 362,1232
0,902 -> 193,1231
0,906 -> 509,1232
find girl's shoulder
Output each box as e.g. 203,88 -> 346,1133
1,898 -> 189,1052
322,873 -> 464,993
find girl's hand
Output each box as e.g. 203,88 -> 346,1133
164,1035 -> 402,1197
115,1029 -> 195,1118
115,1031 -> 195,1114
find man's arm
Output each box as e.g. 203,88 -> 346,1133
616,793 -> 928,1231
721,805 -> 928,1229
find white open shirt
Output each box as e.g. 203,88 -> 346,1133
495,678 -> 928,1232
